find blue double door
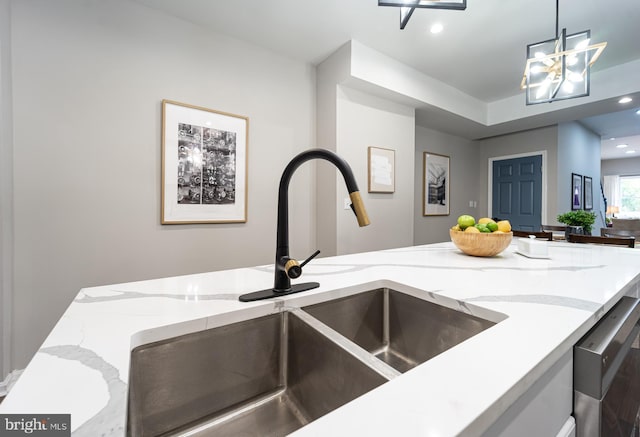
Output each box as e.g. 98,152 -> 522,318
492,155 -> 542,231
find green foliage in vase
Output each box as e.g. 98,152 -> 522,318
557,210 -> 597,234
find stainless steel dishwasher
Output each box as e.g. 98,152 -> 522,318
574,296 -> 640,437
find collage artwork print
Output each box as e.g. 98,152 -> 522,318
176,123 -> 237,205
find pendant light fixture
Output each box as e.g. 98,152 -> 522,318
378,0 -> 466,30
521,0 -> 606,105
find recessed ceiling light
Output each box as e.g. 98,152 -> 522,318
619,97 -> 633,104
430,23 -> 444,34
636,109 -> 640,115
625,150 -> 636,154
609,137 -> 616,140
617,144 -> 629,148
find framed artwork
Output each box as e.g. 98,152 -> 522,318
583,176 -> 593,210
367,146 -> 395,193
571,173 -> 583,210
161,99 -> 248,224
423,152 -> 450,216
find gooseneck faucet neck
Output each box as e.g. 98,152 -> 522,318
274,148 -> 368,291
239,148 -> 369,302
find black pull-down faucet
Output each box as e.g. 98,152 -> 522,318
239,148 -> 369,302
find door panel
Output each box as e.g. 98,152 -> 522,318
498,164 -> 513,177
520,162 -> 534,175
520,181 -> 534,215
492,155 -> 542,231
498,183 -> 512,215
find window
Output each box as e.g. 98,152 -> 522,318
620,175 -> 640,217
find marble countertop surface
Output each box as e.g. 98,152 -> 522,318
2,240 -> 639,436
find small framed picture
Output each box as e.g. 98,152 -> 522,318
367,147 -> 395,193
571,173 -> 583,210
161,100 -> 248,224
423,152 -> 450,216
583,176 -> 593,210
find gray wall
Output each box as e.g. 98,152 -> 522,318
414,126 -> 479,244
0,0 -> 14,378
557,122 -> 604,229
8,0 -> 316,369
3,0 -> 618,376
315,44 -> 350,257
478,126 -> 559,226
315,46 -> 415,256
336,86 -> 415,253
602,157 -> 640,176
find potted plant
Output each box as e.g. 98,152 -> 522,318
557,210 -> 597,236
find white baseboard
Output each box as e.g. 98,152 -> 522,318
0,369 -> 23,397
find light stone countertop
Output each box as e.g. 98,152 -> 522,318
1,240 -> 639,436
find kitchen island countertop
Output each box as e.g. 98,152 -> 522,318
1,240 -> 639,436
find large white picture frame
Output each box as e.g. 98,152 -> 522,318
161,100 -> 248,224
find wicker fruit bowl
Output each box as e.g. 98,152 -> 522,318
450,229 -> 513,257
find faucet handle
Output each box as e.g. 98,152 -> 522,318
284,250 -> 321,279
300,249 -> 321,268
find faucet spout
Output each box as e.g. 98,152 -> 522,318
239,148 -> 369,302
349,191 -> 370,228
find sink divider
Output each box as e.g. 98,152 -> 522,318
383,288 -> 390,348
279,310 -> 289,389
291,309 -> 401,381
370,289 -> 420,371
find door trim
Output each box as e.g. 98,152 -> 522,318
488,151 -> 547,225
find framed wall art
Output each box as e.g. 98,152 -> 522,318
367,146 -> 395,193
162,99 -> 248,224
571,173 -> 583,210
583,175 -> 593,210
423,152 -> 450,216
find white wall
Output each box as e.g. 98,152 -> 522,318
414,126 -> 479,244
478,126 -> 559,226
557,122 -> 604,229
349,40 -> 486,125
336,86 -> 415,254
9,0 -> 316,370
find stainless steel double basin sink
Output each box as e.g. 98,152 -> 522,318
127,288 -> 499,436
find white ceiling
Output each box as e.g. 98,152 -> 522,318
600,134 -> 640,160
137,0 -> 640,156
582,107 -> 640,159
